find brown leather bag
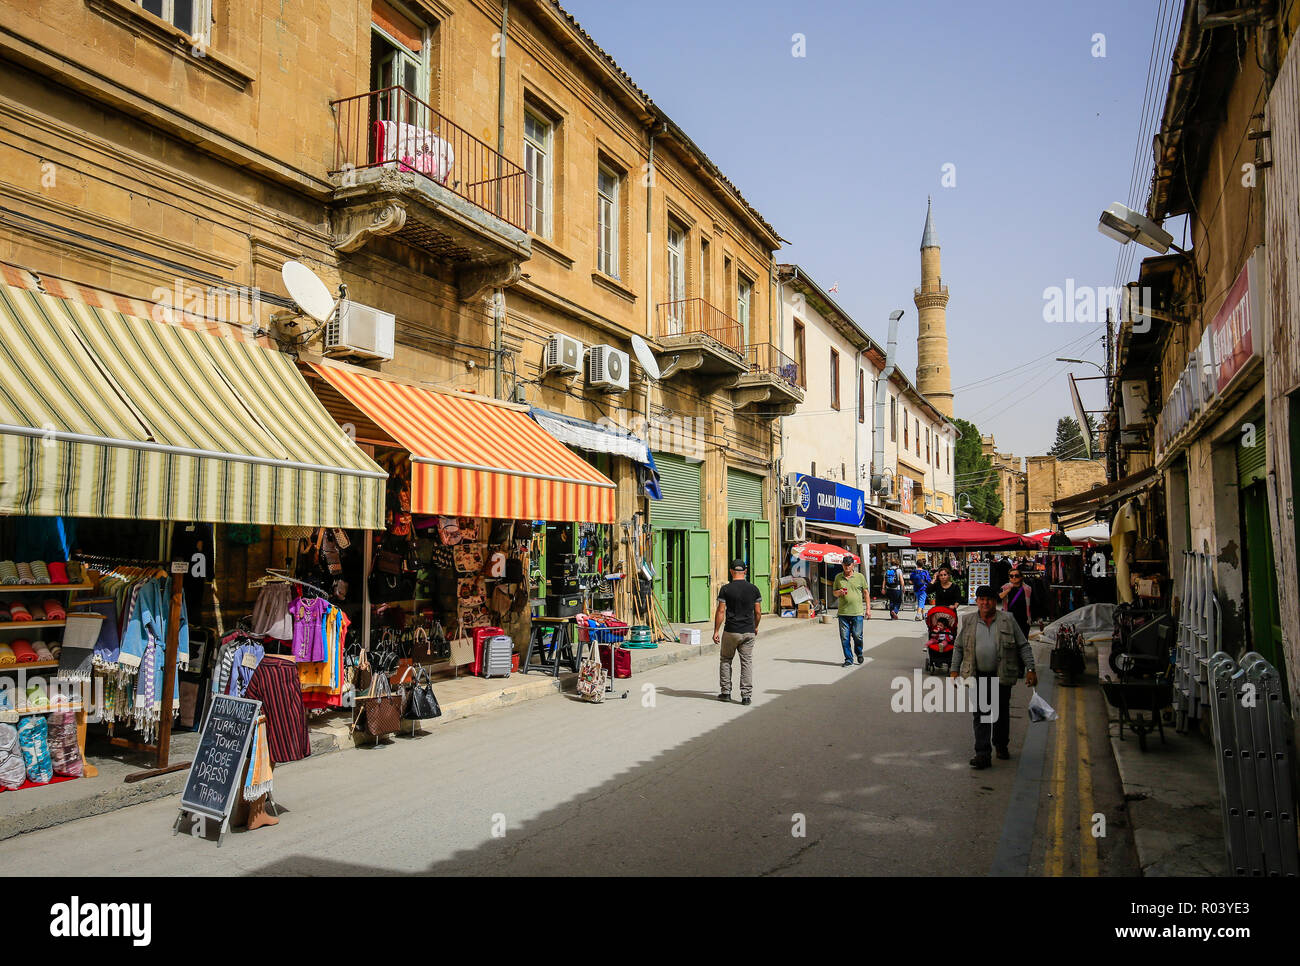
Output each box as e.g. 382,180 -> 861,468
363,671 -> 403,737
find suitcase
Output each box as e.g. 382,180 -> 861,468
471,625 -> 505,676
482,634 -> 513,678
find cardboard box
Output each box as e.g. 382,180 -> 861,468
779,593 -> 794,608
679,628 -> 701,646
797,602 -> 813,617
791,587 -> 813,605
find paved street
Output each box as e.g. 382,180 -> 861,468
1,617 -> 1136,876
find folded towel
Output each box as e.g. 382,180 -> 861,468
8,602 -> 30,622
33,642 -> 53,662
42,600 -> 66,621
47,561 -> 68,585
17,715 -> 51,784
0,604 -> 9,622
66,561 -> 82,583
16,562 -> 35,584
48,710 -> 81,778
0,561 -> 17,585
0,644 -> 14,665
27,603 -> 45,621
0,723 -> 26,789
31,561 -> 50,584
24,681 -> 49,710
11,640 -> 37,663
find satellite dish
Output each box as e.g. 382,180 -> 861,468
630,335 -> 661,381
281,260 -> 336,324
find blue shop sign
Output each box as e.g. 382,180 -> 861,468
794,474 -> 865,525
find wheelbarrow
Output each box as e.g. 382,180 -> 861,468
1101,677 -> 1173,751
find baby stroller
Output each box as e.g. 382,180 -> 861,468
923,606 -> 958,674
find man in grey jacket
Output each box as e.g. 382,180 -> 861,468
950,585 -> 1037,769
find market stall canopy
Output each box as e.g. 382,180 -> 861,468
0,282 -> 386,528
863,505 -> 935,533
806,520 -> 910,548
790,542 -> 859,564
908,520 -> 1039,549
528,407 -> 661,500
1050,467 -> 1157,522
312,362 -> 616,523
1066,523 -> 1111,545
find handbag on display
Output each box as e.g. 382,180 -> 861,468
489,519 -> 513,545
513,520 -> 533,541
505,556 -> 525,583
576,640 -> 607,703
404,668 -> 442,720
490,583 -> 514,617
455,543 -> 485,574
449,622 -> 474,667
363,671 -> 403,737
437,517 -> 462,546
458,518 -> 481,542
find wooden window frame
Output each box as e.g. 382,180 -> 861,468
830,348 -> 840,410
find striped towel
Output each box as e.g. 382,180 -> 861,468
242,715 -> 274,801
42,599 -> 65,621
16,562 -> 35,584
31,561 -> 50,584
48,710 -> 82,777
33,641 -> 53,662
0,561 -> 17,585
9,602 -> 30,622
0,644 -> 14,665
47,561 -> 68,585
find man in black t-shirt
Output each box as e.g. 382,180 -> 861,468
713,559 -> 763,705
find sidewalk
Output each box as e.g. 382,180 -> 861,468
0,615 -> 817,840
1093,639 -> 1225,876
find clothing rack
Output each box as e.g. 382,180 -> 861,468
260,568 -> 329,598
74,552 -> 192,783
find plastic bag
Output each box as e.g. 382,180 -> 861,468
1027,689 -> 1058,723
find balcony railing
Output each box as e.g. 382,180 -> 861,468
330,86 -> 527,231
656,298 -> 744,354
745,342 -> 800,389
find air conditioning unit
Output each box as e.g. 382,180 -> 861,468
323,300 -> 395,361
587,344 -> 629,392
782,516 -> 806,543
544,334 -> 584,375
783,471 -> 802,489
1120,380 -> 1151,428
780,484 -> 800,506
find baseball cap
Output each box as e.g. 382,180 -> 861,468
729,559 -> 748,572
975,585 -> 997,600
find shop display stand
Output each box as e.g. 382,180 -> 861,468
522,617 -> 578,676
79,557 -> 191,783
0,576 -> 98,780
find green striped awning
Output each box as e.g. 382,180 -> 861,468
0,283 -> 386,528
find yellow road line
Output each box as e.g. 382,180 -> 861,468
1075,684 -> 1099,877
1045,685 -> 1070,877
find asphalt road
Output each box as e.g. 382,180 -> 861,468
0,614 -> 1138,876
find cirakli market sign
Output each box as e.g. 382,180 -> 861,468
1155,248 -> 1265,462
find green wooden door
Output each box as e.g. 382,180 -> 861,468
752,520 -> 772,611
687,528 -> 712,622
652,529 -> 666,615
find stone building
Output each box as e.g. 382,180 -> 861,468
0,0 -> 792,623
981,436 -> 1105,533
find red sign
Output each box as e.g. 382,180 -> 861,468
1211,261 -> 1257,393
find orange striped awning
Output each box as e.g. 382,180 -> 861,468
311,363 -> 616,523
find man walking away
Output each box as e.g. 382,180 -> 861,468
833,554 -> 870,666
950,585 -> 1037,769
881,557 -> 904,619
911,563 -> 932,621
713,559 -> 762,705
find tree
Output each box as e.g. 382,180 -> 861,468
952,417 -> 1003,525
1048,416 -> 1099,460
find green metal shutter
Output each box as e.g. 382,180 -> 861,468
726,468 -> 764,520
653,452 -> 702,528
1238,434 -> 1267,487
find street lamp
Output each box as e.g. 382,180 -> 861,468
1056,357 -> 1105,375
1096,202 -> 1188,255
957,492 -> 974,516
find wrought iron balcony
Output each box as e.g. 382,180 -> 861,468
327,87 -> 530,300
653,298 -> 747,381
735,342 -> 804,415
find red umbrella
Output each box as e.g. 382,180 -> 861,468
908,521 -> 1038,550
790,542 -> 859,564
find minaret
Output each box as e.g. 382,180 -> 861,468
913,197 -> 953,418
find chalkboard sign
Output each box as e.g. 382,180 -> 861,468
178,695 -> 260,827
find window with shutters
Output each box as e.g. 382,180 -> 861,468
794,320 -> 806,389
597,162 -> 621,278
830,349 -> 840,410
858,369 -> 865,424
903,409 -> 908,449
524,110 -> 553,238
891,396 -> 896,441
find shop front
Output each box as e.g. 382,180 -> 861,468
650,452 -> 709,624
726,467 -> 771,609
787,473 -> 871,611
0,272 -> 386,797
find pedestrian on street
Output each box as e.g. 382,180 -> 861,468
713,559 -> 763,705
931,565 -> 963,609
1000,566 -> 1032,638
832,554 -> 870,667
911,563 -> 932,621
881,556 -> 904,619
950,585 -> 1037,769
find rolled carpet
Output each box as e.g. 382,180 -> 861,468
48,710 -> 82,778
16,715 -> 51,784
0,723 -> 27,790
11,640 -> 37,663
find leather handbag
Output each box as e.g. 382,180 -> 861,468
405,669 -> 442,720
364,670 -> 403,736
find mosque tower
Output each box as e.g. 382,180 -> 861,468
913,197 -> 953,419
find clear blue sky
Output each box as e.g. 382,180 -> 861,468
560,0 -> 1169,457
